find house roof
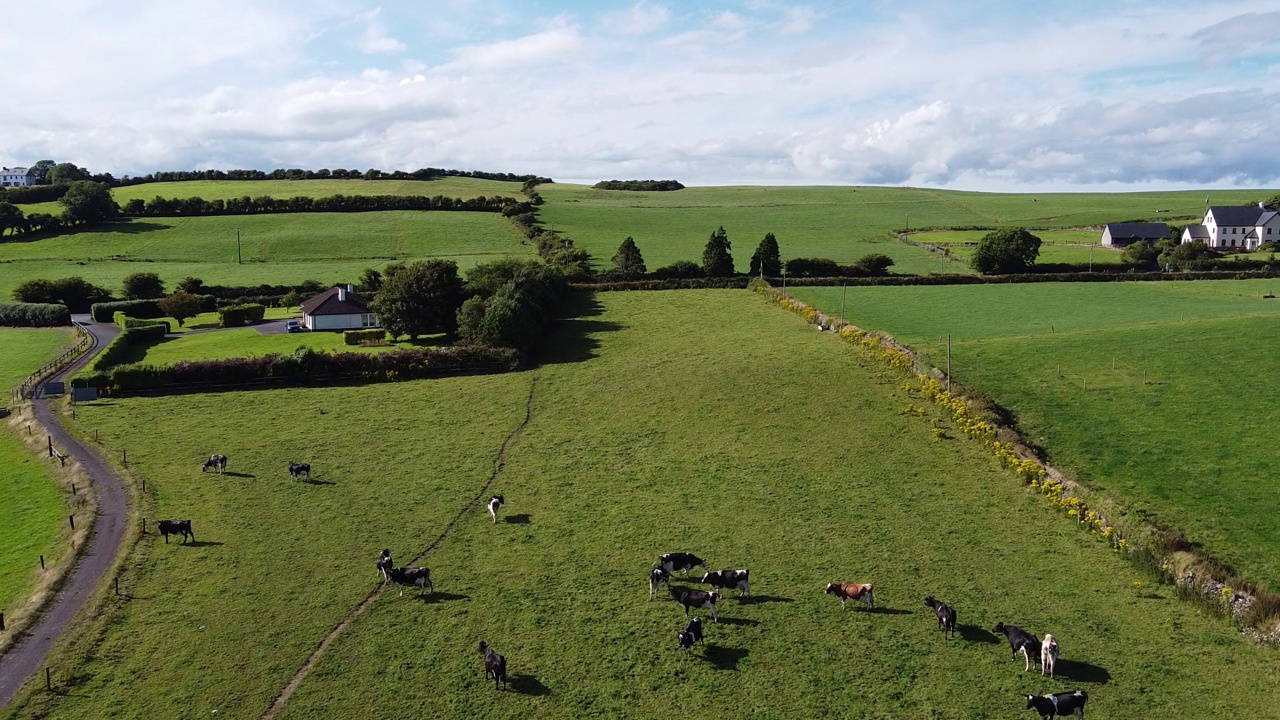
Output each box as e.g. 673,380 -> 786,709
1103,222 -> 1170,240
1,166 -> 31,175
1182,224 -> 1210,239
1207,205 -> 1267,227
300,287 -> 371,316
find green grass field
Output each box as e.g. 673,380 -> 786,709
127,328 -> 439,365
536,184 -> 1271,272
793,280 -> 1280,586
913,230 -> 1126,265
106,177 -> 525,204
0,328 -> 77,617
0,211 -> 532,299
11,291 -> 1279,719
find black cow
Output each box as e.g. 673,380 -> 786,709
658,552 -> 707,576
1025,690 -> 1087,719
679,616 -> 704,650
158,519 -> 194,544
487,495 -> 504,523
386,566 -> 433,596
202,454 -> 227,474
286,462 -> 311,480
924,596 -> 956,639
993,622 -> 1041,671
701,569 -> 750,596
670,586 -> 720,622
478,641 -> 507,690
375,549 -> 393,583
649,566 -> 670,600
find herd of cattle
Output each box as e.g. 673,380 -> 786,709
170,462 -> 1089,716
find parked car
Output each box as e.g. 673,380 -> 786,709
285,320 -> 301,333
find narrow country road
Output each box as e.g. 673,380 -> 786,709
0,316 -> 126,707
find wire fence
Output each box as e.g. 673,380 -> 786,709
13,323 -> 93,402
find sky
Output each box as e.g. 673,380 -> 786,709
1,1 -> 1278,191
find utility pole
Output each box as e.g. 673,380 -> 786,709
840,284 -> 847,326
236,228 -> 242,265
1089,245 -> 1093,272
946,334 -> 952,393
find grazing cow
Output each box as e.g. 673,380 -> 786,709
286,462 -> 311,480
487,495 -> 504,523
386,566 -> 433,596
1041,634 -> 1060,677
825,582 -> 875,610
670,586 -> 721,622
478,641 -> 507,690
158,519 -> 194,544
992,622 -> 1041,671
649,566 -> 670,600
923,596 -> 957,639
701,569 -> 750,597
658,552 -> 707,576
681,616 -> 704,647
202,454 -> 227,474
375,549 -> 393,583
1025,690 -> 1087,719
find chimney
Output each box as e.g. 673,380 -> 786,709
347,283 -> 355,294
337,286 -> 347,302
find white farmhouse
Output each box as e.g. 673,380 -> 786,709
0,166 -> 37,187
299,285 -> 380,331
1180,204 -> 1280,251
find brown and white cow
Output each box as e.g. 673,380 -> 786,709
825,582 -> 874,610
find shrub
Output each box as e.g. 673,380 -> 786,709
112,312 -> 170,333
217,303 -> 266,328
14,276 -> 112,312
91,299 -> 164,323
122,271 -> 165,300
0,301 -> 71,327
91,323 -> 169,371
343,328 -> 387,345
651,261 -> 704,279
785,257 -> 842,277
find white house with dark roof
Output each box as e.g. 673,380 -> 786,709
1181,204 -> 1280,251
299,285 -> 380,331
1099,222 -> 1171,248
0,166 -> 36,187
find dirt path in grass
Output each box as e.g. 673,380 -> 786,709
0,317 -> 125,708
260,374 -> 539,720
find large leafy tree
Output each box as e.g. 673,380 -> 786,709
749,232 -> 782,277
1121,240 -> 1160,267
702,226 -> 735,277
157,292 -> 205,327
370,259 -> 464,340
122,272 -> 165,300
1159,241 -> 1217,270
58,181 -> 117,225
971,227 -> 1042,274
47,162 -> 90,185
12,276 -> 111,312
611,236 -> 647,277
1264,194 -> 1280,210
29,160 -> 56,184
0,202 -> 24,237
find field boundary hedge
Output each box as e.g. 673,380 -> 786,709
752,280 -> 1280,642
0,302 -> 72,327
90,324 -> 169,372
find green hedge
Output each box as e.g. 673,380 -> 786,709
91,323 -> 169,371
91,299 -> 164,323
112,312 -> 171,333
343,328 -> 386,345
217,303 -> 266,327
0,302 -> 72,327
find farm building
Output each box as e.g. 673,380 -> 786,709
0,166 -> 36,187
299,285 -> 380,331
1099,222 -> 1171,247
1182,204 -> 1280,251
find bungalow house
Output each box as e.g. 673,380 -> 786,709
1099,222 -> 1171,248
299,285 -> 379,331
0,166 -> 36,187
1181,204 -> 1280,251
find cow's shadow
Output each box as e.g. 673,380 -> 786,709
1053,659 -> 1111,684
958,624 -> 1001,644
508,673 -> 551,695
181,540 -> 224,548
504,514 -> 532,525
738,595 -> 793,605
700,644 -> 748,671
414,592 -> 470,605
221,472 -> 255,478
715,616 -> 761,627
867,607 -> 912,615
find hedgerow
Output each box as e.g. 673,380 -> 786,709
0,301 -> 72,327
91,323 -> 169,371
91,299 -> 165,322
343,328 -> 387,345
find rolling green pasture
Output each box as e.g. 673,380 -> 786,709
0,212 -> 532,299
794,280 -> 1280,586
106,177 -> 524,204
536,183 -> 1271,272
913,229 -> 1125,265
12,292 -> 1279,719
127,328 -> 438,365
0,328 -> 76,617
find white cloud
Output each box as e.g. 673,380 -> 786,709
354,8 -> 407,53
601,2 -> 671,35
775,5 -> 818,36
449,19 -> 583,71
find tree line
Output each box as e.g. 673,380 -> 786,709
592,180 -> 685,191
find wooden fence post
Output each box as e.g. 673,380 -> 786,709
48,435 -> 53,457
46,668 -> 51,691
68,515 -> 75,531
40,555 -> 45,570
1,611 -> 5,631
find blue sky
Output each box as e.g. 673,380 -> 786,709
2,1 -> 1278,190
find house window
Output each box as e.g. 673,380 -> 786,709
361,313 -> 377,327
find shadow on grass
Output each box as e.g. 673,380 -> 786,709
539,294 -> 622,366
866,607 -> 913,615
299,477 -> 336,486
504,514 -> 532,525
738,595 -> 793,605
413,592 -> 470,605
508,674 -> 552,696
699,644 -> 749,671
221,471 -> 256,479
182,540 -> 224,548
959,624 -> 1001,644
716,616 -> 761,627
1053,659 -> 1112,684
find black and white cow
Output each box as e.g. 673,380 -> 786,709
701,569 -> 750,597
386,566 -> 433,596
658,552 -> 707,576
286,462 -> 311,480
677,616 -> 704,651
649,566 -> 670,600
924,596 -> 957,639
1025,690 -> 1087,719
375,549 -> 394,583
670,586 -> 720,622
1041,634 -> 1060,677
158,519 -> 194,544
202,454 -> 227,474
993,622 -> 1041,671
487,495 -> 504,523
478,641 -> 507,690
